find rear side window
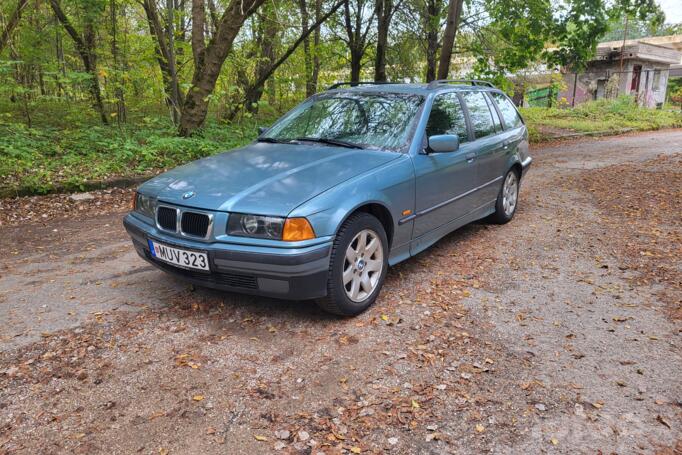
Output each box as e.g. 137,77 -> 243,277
491,92 -> 523,129
461,91 -> 496,139
425,93 -> 469,143
485,94 -> 503,133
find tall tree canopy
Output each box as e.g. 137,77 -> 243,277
0,0 -> 668,134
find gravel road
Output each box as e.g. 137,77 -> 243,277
1,130 -> 680,454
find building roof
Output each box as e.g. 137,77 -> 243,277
599,35 -> 682,53
593,37 -> 682,65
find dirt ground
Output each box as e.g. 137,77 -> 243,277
0,130 -> 680,455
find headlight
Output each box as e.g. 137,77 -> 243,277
227,214 -> 315,241
134,193 -> 156,218
228,214 -> 285,239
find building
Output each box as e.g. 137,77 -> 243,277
561,35 -> 682,107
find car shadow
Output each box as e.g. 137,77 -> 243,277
155,220 -> 493,323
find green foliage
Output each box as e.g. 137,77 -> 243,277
0,101 -> 269,194
521,96 -> 682,142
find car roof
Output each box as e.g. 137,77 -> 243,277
324,83 -> 501,96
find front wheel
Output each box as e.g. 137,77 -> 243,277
489,168 -> 520,224
316,212 -> 388,316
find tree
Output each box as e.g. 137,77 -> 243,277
436,0 -> 463,79
374,0 -> 399,81
421,0 -> 443,81
0,0 -> 29,54
178,0 -> 266,136
340,0 -> 376,82
141,0 -> 183,124
231,0 -> 345,118
49,0 -> 109,124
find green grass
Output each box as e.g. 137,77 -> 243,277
0,100 -> 270,195
1,96 -> 680,195
520,96 -> 682,143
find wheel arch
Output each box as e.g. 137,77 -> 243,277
510,161 -> 522,180
339,202 -> 395,249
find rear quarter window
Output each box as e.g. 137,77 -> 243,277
491,92 -> 523,129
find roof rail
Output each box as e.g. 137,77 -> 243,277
326,81 -> 397,90
427,79 -> 495,89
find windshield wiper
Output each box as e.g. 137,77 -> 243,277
257,137 -> 293,144
294,136 -> 363,149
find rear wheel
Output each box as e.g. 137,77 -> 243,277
489,168 -> 519,224
316,212 -> 388,316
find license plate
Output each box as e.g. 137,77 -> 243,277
148,239 -> 209,271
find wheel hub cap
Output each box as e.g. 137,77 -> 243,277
343,229 -> 384,303
502,172 -> 518,217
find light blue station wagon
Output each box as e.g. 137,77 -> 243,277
124,80 -> 532,315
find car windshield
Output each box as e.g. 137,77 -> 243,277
262,92 -> 424,151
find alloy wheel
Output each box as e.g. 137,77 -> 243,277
502,172 -> 518,217
343,229 -> 384,302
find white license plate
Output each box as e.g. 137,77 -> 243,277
148,240 -> 209,271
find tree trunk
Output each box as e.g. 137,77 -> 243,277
311,0 -> 322,93
374,0 -> 392,82
165,0 -> 182,124
245,9 -> 278,114
0,0 -> 29,54
178,0 -> 266,136
298,0 -> 314,96
343,0 -> 374,83
111,0 -> 127,123
142,0 -> 183,123
436,0 -> 463,80
49,0 -> 108,124
191,0 -> 206,71
424,0 -> 440,82
350,52 -> 362,82
54,13 -> 67,97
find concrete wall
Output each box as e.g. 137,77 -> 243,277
560,60 -> 670,107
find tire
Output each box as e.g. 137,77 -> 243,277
489,168 -> 520,224
316,212 -> 389,316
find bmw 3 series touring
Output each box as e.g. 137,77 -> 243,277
123,80 -> 532,315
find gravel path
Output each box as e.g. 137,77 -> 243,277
0,130 -> 680,454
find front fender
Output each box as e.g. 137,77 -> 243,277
288,154 -> 415,256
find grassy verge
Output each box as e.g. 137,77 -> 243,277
1,96 -> 681,196
520,96 -> 682,143
0,115 -> 263,196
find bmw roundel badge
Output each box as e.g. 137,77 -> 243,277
182,191 -> 195,200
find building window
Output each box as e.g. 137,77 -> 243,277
653,70 -> 661,91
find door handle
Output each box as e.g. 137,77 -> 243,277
465,152 -> 476,163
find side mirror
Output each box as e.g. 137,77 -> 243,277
258,126 -> 269,136
427,134 -> 459,153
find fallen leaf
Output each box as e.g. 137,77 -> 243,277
254,435 -> 268,441
192,395 -> 204,401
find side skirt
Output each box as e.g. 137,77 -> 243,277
407,200 -> 496,259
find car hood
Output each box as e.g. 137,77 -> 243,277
140,142 -> 401,216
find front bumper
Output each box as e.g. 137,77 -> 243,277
123,214 -> 331,300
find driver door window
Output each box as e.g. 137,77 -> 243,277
425,93 -> 469,143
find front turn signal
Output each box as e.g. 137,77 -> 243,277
282,218 -> 315,241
